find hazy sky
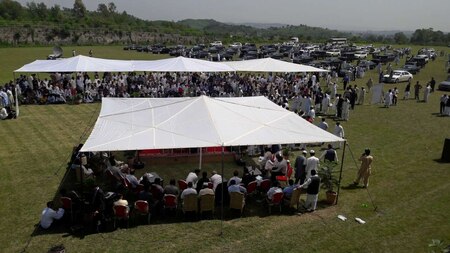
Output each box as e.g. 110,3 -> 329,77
17,0 -> 450,32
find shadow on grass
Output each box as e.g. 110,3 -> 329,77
340,183 -> 366,190
432,158 -> 450,164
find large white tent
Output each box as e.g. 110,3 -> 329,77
222,57 -> 328,73
133,56 -> 235,72
80,96 -> 343,152
14,55 -> 326,74
14,55 -> 135,73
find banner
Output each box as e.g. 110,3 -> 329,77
371,83 -> 384,105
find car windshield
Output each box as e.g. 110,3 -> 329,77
393,71 -> 402,75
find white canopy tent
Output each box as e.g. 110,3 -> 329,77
222,57 -> 328,73
132,56 -> 235,72
80,96 -> 343,152
14,55 -> 135,73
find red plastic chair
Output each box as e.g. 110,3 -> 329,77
60,197 -> 73,223
113,205 -> 129,229
178,179 -> 188,191
134,200 -> 151,224
246,181 -> 258,195
276,162 -> 294,184
268,192 -> 284,214
259,179 -> 271,193
163,194 -> 178,210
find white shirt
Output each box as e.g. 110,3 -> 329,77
210,174 -> 223,191
267,187 -> 283,200
334,125 -> 344,138
186,172 -> 199,188
40,207 -> 65,229
181,188 -> 197,199
228,176 -> 242,186
305,156 -> 320,179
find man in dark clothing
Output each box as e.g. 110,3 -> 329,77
294,150 -> 307,184
320,144 -> 338,163
297,170 -> 321,212
196,171 -> 211,193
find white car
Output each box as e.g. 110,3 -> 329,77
326,49 -> 341,57
210,41 -> 223,47
383,70 -> 413,83
354,51 -> 368,59
229,42 -> 242,49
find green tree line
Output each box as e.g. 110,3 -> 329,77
0,0 -> 449,46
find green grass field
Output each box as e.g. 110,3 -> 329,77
0,45 -> 449,253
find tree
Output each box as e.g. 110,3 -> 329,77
73,0 -> 86,18
108,2 -> 117,13
49,5 -> 62,22
0,0 -> 24,20
393,32 -> 409,44
97,3 -> 108,16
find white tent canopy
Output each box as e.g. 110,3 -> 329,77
133,56 -> 235,72
15,55 -> 326,74
81,96 -> 343,152
14,55 -> 135,73
222,57 -> 328,73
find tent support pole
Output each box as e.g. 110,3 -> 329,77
220,145 -> 224,236
199,147 -> 202,170
336,140 -> 346,205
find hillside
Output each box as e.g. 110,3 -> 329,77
0,0 -> 449,46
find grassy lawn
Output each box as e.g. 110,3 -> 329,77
0,45 -> 449,253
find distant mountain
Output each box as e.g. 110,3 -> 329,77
178,19 -> 350,42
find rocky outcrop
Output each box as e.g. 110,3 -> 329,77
0,26 -> 206,45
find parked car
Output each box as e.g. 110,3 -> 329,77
401,63 -> 421,74
210,41 -> 223,47
438,76 -> 450,91
358,60 -> 376,70
383,70 -> 413,83
229,42 -> 242,49
326,49 -> 341,57
354,51 -> 368,59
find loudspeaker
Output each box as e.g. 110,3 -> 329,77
441,138 -> 450,162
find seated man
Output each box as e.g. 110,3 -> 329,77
125,170 -> 140,189
196,171 -> 210,193
199,183 -> 214,196
186,169 -> 200,189
227,180 -> 247,195
241,167 -> 256,187
0,107 -> 8,120
180,182 -> 197,200
282,179 -> 297,200
40,201 -> 65,229
113,194 -> 129,212
138,184 -> 154,208
296,170 -> 321,212
228,170 -> 242,186
267,181 -> 283,201
269,154 -> 287,181
163,179 -> 180,196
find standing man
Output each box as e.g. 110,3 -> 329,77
317,117 -> 328,131
294,150 -> 307,184
403,81 -> 411,100
305,150 -> 320,180
429,77 -> 436,92
353,148 -> 374,188
186,169 -> 200,189
297,169 -> 321,212
334,122 -> 345,148
414,81 -> 422,101
319,144 -> 338,163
